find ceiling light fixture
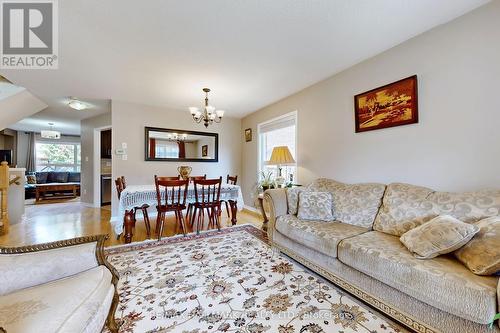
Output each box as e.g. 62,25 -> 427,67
41,123 -> 61,139
189,88 -> 224,127
68,98 -> 88,110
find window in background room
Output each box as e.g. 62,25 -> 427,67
35,142 -> 81,172
155,140 -> 180,158
258,111 -> 297,184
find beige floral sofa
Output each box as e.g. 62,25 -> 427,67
264,178 -> 500,333
0,235 -> 119,333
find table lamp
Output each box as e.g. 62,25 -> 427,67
267,146 -> 295,187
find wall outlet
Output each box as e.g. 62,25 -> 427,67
122,154 -> 128,160
122,142 -> 127,149
85,156 -> 89,162
83,189 -> 87,195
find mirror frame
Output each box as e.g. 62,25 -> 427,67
144,126 -> 219,162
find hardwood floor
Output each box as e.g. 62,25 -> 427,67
0,201 -> 263,247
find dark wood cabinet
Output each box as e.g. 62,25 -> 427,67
101,129 -> 112,158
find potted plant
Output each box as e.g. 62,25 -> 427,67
259,171 -> 275,191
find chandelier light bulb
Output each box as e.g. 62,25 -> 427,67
189,107 -> 199,115
215,110 -> 225,118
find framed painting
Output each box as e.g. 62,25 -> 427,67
201,144 -> 208,157
354,75 -> 418,133
245,128 -> 252,142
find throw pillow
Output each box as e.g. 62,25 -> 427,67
400,215 -> 479,259
454,216 -> 500,275
26,174 -> 36,184
286,187 -> 306,215
297,191 -> 334,222
47,172 -> 69,183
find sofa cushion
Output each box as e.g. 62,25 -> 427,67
47,172 -> 69,183
35,172 -> 48,184
338,231 -> 498,324
275,214 -> 369,257
400,215 -> 479,259
67,172 -> 80,183
297,191 -> 334,221
286,187 -> 307,215
373,183 -> 500,236
308,178 -> 385,228
0,266 -> 113,333
455,216 -> 500,275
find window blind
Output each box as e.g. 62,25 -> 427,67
259,115 -> 296,134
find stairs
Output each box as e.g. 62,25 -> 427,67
0,75 -> 47,131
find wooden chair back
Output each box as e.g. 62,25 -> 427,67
193,177 -> 222,205
161,176 -> 181,181
227,175 -> 238,185
115,177 -> 125,199
154,176 -> 189,208
189,174 -> 206,183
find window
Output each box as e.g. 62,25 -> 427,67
36,142 -> 81,172
155,141 -> 180,158
258,111 -> 297,183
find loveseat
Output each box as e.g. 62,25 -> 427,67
25,171 -> 81,200
0,235 -> 119,333
265,178 -> 500,333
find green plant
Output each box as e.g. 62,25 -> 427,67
259,170 -> 275,189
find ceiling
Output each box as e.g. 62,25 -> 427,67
8,98 -> 110,135
0,0 -> 490,120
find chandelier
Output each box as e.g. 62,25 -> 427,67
189,88 -> 224,127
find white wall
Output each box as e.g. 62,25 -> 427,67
241,0 -> 500,207
111,100 -> 241,217
80,112 -> 112,204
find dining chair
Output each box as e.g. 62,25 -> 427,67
115,176 -> 152,239
191,177 -> 222,234
154,176 -> 189,240
189,175 -> 207,182
162,176 -> 181,181
185,174 -> 207,224
220,175 -> 237,218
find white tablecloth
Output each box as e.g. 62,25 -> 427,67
113,184 -> 244,235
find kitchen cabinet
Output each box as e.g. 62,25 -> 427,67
101,129 -> 112,158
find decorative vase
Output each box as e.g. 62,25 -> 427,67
177,166 -> 192,180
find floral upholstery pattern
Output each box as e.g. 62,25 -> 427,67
0,242 -> 99,297
0,266 -> 113,333
455,216 -> 500,275
338,231 -> 499,324
400,215 -> 479,259
286,187 -> 307,215
276,214 -> 369,257
373,183 -> 500,236
308,178 -> 386,228
104,227 -> 402,333
297,191 -> 334,221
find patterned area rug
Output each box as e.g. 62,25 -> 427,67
105,225 -> 407,333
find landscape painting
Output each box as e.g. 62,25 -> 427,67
354,75 -> 418,132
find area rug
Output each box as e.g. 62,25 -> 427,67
105,225 -> 407,333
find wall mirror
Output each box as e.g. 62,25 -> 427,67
145,127 -> 218,162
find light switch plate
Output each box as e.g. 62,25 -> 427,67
122,142 -> 127,149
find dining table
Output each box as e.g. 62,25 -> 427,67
114,184 -> 244,243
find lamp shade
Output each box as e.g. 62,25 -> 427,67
268,146 -> 295,165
